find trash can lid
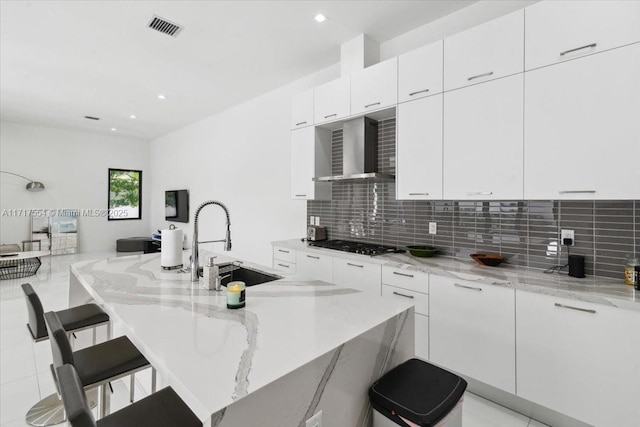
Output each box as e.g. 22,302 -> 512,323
369,359 -> 467,427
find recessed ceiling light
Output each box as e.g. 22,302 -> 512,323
314,14 -> 327,23
158,94 -> 166,100
130,115 -> 137,119
111,128 -> 117,131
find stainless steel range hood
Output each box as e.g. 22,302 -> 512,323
314,117 -> 394,182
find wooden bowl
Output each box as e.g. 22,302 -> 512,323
406,245 -> 438,258
470,253 -> 506,267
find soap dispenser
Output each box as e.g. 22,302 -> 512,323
203,257 -> 219,290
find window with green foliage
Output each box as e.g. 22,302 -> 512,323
108,169 -> 142,220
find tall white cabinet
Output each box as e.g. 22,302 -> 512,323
524,44 -> 640,199
290,127 -> 331,200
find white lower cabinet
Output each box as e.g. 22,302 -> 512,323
429,274 -> 516,393
333,258 -> 381,296
295,250 -> 333,283
273,246 -> 296,274
382,266 -> 430,361
516,291 -> 640,427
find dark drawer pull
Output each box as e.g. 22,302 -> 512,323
393,271 -> 414,278
324,113 -> 337,119
278,249 -> 290,254
409,89 -> 429,96
277,263 -> 290,268
554,303 -> 596,314
467,71 -> 493,81
347,263 -> 364,268
306,255 -> 320,260
392,291 -> 414,299
454,283 -> 482,291
295,121 -> 307,126
560,43 -> 597,57
364,102 -> 381,108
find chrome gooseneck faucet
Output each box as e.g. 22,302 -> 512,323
190,200 -> 232,282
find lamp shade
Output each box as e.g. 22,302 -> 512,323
26,181 -> 45,192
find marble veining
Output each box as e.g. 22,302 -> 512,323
70,251 -> 414,424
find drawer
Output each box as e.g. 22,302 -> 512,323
296,250 -> 333,283
382,284 -> 429,316
381,266 -> 429,294
333,258 -> 381,296
273,260 -> 296,274
273,246 -> 296,263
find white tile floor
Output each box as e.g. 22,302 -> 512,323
0,254 -> 550,426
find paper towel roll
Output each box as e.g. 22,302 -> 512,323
161,227 -> 183,269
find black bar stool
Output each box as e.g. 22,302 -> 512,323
56,364 -> 201,427
44,311 -> 157,419
21,283 -> 110,426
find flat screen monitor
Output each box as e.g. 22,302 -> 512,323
165,190 -> 189,223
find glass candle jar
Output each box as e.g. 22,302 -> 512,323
226,281 -> 246,309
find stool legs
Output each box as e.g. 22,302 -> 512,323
130,374 -> 135,403
152,368 -> 157,393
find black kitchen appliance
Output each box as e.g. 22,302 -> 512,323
308,240 -> 405,256
568,255 -> 586,278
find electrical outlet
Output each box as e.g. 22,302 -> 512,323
315,216 -> 320,226
306,410 -> 322,427
561,229 -> 575,245
309,216 -> 315,226
429,222 -> 437,235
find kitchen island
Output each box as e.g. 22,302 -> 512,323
69,251 -> 414,427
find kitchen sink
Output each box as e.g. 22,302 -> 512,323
199,263 -> 282,287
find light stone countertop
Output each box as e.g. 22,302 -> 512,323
69,251 -> 414,424
273,239 -> 640,312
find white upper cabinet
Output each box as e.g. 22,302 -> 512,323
314,77 -> 350,124
290,127 -> 331,200
524,44 -> 640,200
444,10 -> 524,91
443,74 -> 524,200
525,0 -> 640,71
350,57 -> 398,116
398,40 -> 443,103
396,94 -> 443,200
290,89 -> 314,130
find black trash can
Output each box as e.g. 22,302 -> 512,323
369,359 -> 467,427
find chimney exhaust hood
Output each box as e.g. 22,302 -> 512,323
314,117 -> 395,182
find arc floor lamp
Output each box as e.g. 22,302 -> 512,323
0,171 -> 45,191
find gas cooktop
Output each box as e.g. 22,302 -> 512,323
308,240 -> 405,256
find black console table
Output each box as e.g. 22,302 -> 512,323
116,237 -> 160,254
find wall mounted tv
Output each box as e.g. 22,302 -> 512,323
165,190 -> 189,223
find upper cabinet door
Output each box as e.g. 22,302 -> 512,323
444,10 -> 524,91
350,57 -> 398,116
290,89 -> 314,130
443,74 -> 524,200
314,77 -> 350,125
524,44 -> 640,200
525,0 -> 640,71
398,40 -> 443,103
396,95 -> 443,200
290,127 -> 332,200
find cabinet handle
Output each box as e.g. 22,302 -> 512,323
278,249 -> 290,254
558,190 -> 596,194
560,43 -> 597,57
295,121 -> 307,126
554,303 -> 596,314
392,291 -> 414,299
347,262 -> 364,268
466,191 -> 493,196
324,113 -> 337,119
295,194 -> 307,197
409,192 -> 429,196
393,271 -> 414,278
306,255 -> 320,260
277,263 -> 290,268
467,71 -> 493,81
364,102 -> 381,108
454,283 -> 482,291
409,89 -> 429,96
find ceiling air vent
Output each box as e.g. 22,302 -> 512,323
147,15 -> 183,37
84,116 -> 100,120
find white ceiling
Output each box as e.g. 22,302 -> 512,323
0,0 -> 476,140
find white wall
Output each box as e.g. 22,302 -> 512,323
0,121 -> 150,252
149,65 -> 339,266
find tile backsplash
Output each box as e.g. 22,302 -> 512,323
307,118 -> 639,279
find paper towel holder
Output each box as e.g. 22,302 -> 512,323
161,225 -> 184,270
